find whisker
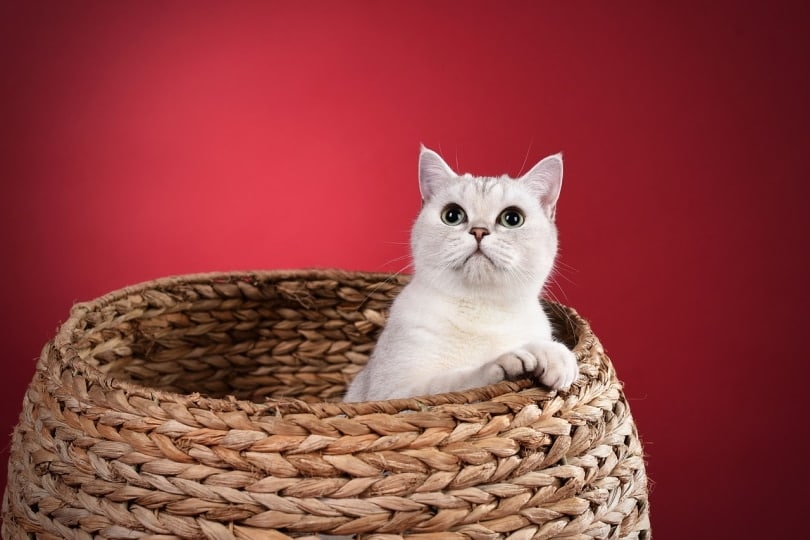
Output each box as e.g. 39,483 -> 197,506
517,139 -> 534,177
544,274 -> 568,303
360,261 -> 413,306
550,258 -> 577,287
375,253 -> 412,269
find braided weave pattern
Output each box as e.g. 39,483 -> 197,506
2,270 -> 650,539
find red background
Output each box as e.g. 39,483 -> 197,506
2,1 -> 809,537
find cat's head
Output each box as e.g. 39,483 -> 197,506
411,146 -> 564,296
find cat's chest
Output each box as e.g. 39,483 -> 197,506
424,296 -> 543,348
451,298 -> 513,328
390,284 -> 548,357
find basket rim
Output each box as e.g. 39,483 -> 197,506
48,268 -> 597,418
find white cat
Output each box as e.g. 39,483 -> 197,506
344,146 -> 579,402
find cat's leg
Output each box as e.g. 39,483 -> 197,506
409,364 -> 515,396
490,342 -> 579,390
416,343 -> 575,395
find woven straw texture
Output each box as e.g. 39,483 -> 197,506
3,270 -> 649,540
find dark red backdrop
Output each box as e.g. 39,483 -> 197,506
2,1 -> 809,537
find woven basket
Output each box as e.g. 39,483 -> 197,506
2,270 -> 650,540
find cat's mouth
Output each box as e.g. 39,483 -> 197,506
463,248 -> 495,267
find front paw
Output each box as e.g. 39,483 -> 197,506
479,350 -> 534,385
492,342 -> 579,390
527,341 -> 579,390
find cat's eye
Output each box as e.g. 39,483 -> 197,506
498,207 -> 525,228
441,204 -> 467,226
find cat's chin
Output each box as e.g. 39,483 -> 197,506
456,254 -> 508,287
463,250 -> 494,267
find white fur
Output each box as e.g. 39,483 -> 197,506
344,147 -> 578,402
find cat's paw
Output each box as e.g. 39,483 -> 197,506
492,342 -> 579,390
492,348 -> 542,379
479,351 -> 532,385
525,341 -> 579,390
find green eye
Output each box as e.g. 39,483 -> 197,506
498,207 -> 525,228
441,204 -> 467,225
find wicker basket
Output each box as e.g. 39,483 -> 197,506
2,270 -> 650,539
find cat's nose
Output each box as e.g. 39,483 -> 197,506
469,227 -> 490,243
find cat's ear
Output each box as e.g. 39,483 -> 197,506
419,145 -> 457,201
520,153 -> 563,220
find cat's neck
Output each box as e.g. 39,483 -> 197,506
408,272 -> 542,311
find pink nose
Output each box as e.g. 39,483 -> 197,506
470,227 -> 490,242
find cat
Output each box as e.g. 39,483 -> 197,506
343,146 -> 579,402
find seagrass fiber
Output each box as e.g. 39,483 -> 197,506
2,270 -> 650,539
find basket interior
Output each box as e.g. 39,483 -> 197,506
65,272 -> 579,404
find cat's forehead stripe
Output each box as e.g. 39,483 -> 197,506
430,175 -> 537,216
474,177 -> 494,197
463,176 -> 515,202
